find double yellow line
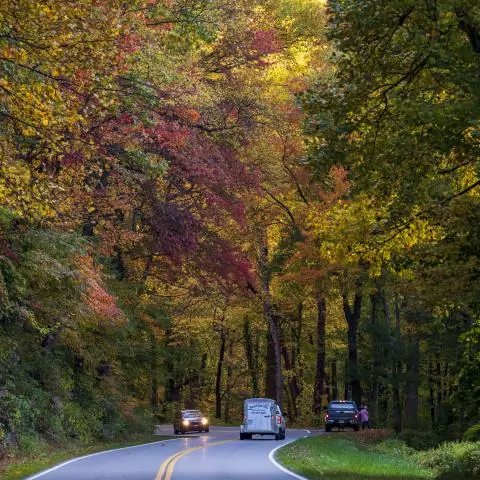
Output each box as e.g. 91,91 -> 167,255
155,439 -> 234,480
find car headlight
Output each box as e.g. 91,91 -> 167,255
201,417 -> 208,425
183,419 -> 190,426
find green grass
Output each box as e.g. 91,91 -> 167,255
276,433 -> 435,480
0,434 -> 175,480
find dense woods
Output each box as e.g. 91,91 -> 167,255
0,0 -> 479,457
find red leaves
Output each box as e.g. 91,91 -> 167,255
249,29 -> 283,57
117,33 -> 142,54
61,150 -> 85,166
147,201 -> 201,265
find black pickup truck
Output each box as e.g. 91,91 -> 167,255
324,400 -> 360,432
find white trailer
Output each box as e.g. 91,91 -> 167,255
240,397 -> 286,440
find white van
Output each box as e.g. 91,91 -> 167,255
240,397 -> 286,440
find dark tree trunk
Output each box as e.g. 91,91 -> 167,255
259,235 -> 283,408
392,382 -> 402,433
436,359 -> 442,408
243,318 -> 259,396
224,341 -> 233,423
265,332 -> 276,399
215,333 -> 226,419
112,246 -> 126,280
313,296 -> 326,414
392,297 -> 402,433
281,333 -> 299,420
293,302 -> 303,398
404,339 -> 419,427
331,361 -> 338,400
325,371 -> 331,403
443,362 -> 449,400
150,328 -> 158,409
370,289 -> 382,423
342,286 -> 362,406
455,8 -> 480,54
344,359 -> 349,400
428,356 -> 435,426
166,378 -> 181,402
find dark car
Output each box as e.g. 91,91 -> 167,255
173,409 -> 209,434
324,400 -> 360,432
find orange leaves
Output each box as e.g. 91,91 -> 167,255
317,167 -> 351,206
76,255 -> 124,326
173,106 -> 201,124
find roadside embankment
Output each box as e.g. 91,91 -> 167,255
276,429 -> 480,479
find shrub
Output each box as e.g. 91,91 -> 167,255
398,428 -> 440,450
416,441 -> 480,477
371,438 -> 416,457
125,408 -> 156,435
341,428 -> 395,447
17,433 -> 47,455
0,390 -> 38,452
100,404 -> 126,440
463,425 -> 480,442
62,402 -> 102,443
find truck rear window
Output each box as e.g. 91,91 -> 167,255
329,404 -> 355,410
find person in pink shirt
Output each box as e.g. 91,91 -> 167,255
359,406 -> 369,429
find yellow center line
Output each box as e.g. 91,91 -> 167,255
155,439 -> 234,480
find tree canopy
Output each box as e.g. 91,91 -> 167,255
0,0 -> 479,456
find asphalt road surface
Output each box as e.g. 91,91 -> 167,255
26,426 -> 316,480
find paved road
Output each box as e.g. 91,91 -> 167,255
26,426 -> 316,480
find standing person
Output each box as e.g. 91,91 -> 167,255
360,405 -> 369,430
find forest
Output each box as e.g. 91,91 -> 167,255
0,0 -> 479,458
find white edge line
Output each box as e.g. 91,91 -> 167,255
25,438 -> 181,480
303,429 -> 311,434
268,438 -> 310,480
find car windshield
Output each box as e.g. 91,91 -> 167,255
329,403 -> 355,410
183,411 -> 202,418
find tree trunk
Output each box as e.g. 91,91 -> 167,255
166,378 -> 181,402
392,296 -> 402,433
293,302 -> 303,399
165,327 -> 181,403
259,234 -> 283,407
281,332 -> 299,419
215,333 -> 226,419
150,327 -> 158,409
428,356 -> 435,426
224,340 -> 233,423
331,361 -> 338,400
325,371 -> 331,403
404,339 -> 419,427
342,285 -> 362,406
313,296 -> 326,414
243,318 -> 259,396
455,8 -> 480,54
370,289 -> 381,423
265,332 -> 276,399
436,359 -> 442,408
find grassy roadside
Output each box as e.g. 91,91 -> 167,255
276,430 -> 435,480
0,434 -> 175,480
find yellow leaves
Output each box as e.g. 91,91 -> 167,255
0,0 -> 129,219
305,191 -> 445,276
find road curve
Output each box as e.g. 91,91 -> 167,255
25,426 -> 315,480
